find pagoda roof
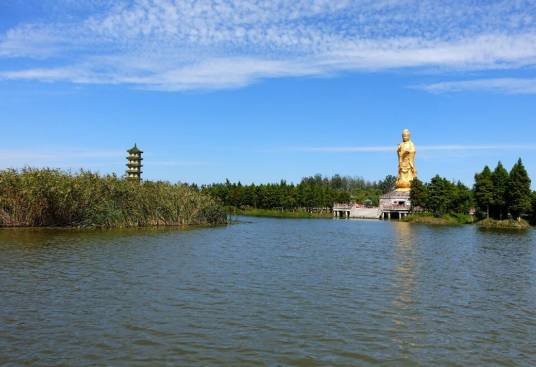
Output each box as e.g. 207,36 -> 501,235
126,162 -> 142,167
127,144 -> 143,154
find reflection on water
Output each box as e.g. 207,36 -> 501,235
393,223 -> 418,308
391,223 -> 419,361
1,219 -> 535,366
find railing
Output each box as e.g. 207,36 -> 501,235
333,203 -> 353,210
381,204 -> 411,211
333,203 -> 375,210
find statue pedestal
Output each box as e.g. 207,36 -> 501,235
379,191 -> 411,220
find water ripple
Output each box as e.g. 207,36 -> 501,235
1,221 -> 535,366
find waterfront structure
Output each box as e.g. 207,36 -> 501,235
379,190 -> 411,220
333,203 -> 382,219
334,128 -> 417,220
126,144 -> 143,181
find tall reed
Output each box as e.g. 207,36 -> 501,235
0,168 -> 227,227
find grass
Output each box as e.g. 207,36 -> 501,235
0,168 -> 227,228
403,213 -> 474,225
477,218 -> 531,230
230,207 -> 333,219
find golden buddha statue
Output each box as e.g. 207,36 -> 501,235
395,129 -> 417,191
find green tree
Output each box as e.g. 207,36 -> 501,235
427,175 -> 454,216
507,158 -> 532,220
334,190 -> 351,204
491,161 -> 509,220
331,174 -> 344,190
452,181 -> 473,214
410,178 -> 428,209
379,175 -> 397,194
474,166 -> 494,218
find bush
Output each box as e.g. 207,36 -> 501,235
0,168 -> 227,228
477,218 -> 531,230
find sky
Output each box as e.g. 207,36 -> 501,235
0,0 -> 535,186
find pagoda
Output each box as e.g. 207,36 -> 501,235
126,144 -> 143,181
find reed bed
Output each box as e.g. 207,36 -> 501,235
0,168 -> 227,228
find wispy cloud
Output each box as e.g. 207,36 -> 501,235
0,148 -> 122,160
415,78 -> 536,94
1,0 -> 536,90
144,160 -> 208,167
296,146 -> 394,153
0,148 -> 208,171
293,144 -> 536,153
0,148 -> 124,170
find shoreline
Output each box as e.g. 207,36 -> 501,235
402,213 -> 474,225
0,217 -> 228,229
229,208 -> 332,219
231,209 -> 534,230
0,222 -> 229,231
476,218 -> 531,230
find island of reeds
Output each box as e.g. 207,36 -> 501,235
0,168 -> 227,228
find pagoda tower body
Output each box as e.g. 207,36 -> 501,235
126,144 -> 143,181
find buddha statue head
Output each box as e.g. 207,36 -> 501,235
402,129 -> 411,142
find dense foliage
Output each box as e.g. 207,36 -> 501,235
409,176 -> 473,216
473,166 -> 494,218
207,160 -> 535,223
0,168 -> 227,227
506,159 -> 532,219
474,159 -> 532,220
411,159 -> 534,221
202,174 -> 397,210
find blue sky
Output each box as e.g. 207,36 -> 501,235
1,0 -> 535,186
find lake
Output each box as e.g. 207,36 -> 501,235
1,217 -> 535,366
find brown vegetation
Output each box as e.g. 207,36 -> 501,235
0,168 -> 227,228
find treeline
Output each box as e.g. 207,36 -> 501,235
201,174 -> 398,210
474,159 -> 533,220
411,159 -> 535,221
202,159 -> 535,223
0,168 -> 227,227
410,177 -> 473,216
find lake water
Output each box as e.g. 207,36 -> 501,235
1,217 -> 536,366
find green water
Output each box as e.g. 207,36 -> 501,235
1,218 -> 535,366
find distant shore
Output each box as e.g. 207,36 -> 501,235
402,213 -> 532,229
232,208 -> 533,230
230,207 -> 332,219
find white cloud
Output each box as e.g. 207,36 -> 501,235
0,148 -> 207,171
415,78 -> 536,94
296,146 -> 394,153
0,148 -> 124,169
1,0 -> 536,91
144,160 -> 208,167
0,25 -> 61,58
294,144 -> 536,153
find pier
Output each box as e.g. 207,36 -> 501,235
333,191 -> 411,220
333,203 -> 382,220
